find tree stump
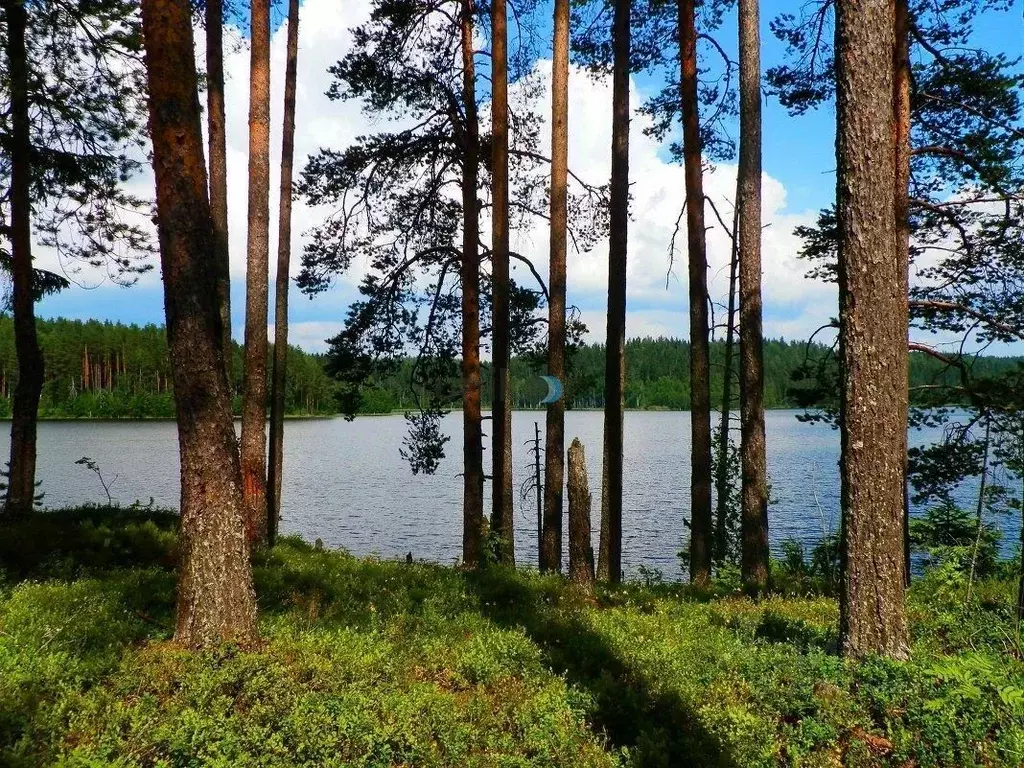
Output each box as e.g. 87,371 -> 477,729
568,438 -> 595,587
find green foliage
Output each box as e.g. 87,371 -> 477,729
911,502 -> 1003,577
1,509 -> 1023,766
771,535 -> 842,597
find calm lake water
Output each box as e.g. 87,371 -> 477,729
3,410 -> 1019,576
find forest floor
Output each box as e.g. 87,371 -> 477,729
1,508 -> 1022,767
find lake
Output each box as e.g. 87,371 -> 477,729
2,410 -> 1018,577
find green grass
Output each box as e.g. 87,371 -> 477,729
1,508 -> 1022,767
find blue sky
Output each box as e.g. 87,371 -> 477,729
34,0 -> 1024,352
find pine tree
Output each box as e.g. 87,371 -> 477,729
541,0 -> 571,573
241,0 -> 272,543
459,0 -> 484,568
737,0 -> 769,594
205,0 -> 232,371
490,0 -> 515,565
140,0 -> 258,649
600,0 -> 631,585
834,0 -> 909,658
268,0 -> 300,547
679,0 -> 712,586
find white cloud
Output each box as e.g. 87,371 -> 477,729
37,0 -> 837,352
271,320 -> 345,352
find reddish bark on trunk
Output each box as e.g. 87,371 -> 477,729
241,0 -> 272,544
140,0 -> 258,648
267,0 -> 300,547
680,0 -> 713,586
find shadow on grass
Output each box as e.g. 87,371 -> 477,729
463,567 -> 732,768
0,505 -> 179,581
2,514 -> 731,765
254,546 -> 732,764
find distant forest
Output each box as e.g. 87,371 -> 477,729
355,337 -> 1024,413
0,317 -> 336,418
0,320 -> 1018,418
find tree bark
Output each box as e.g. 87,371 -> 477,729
267,0 -> 299,548
738,0 -> 770,595
541,0 -> 570,573
1017,465 -> 1024,623
597,429 -> 610,580
241,0 -> 272,545
835,0 -> 909,659
205,0 -> 232,374
602,0 -> 630,585
460,0 -> 485,568
567,438 -> 595,587
893,0 -> 912,588
490,0 -> 514,565
680,0 -> 712,586
3,0 -> 42,518
140,0 -> 258,649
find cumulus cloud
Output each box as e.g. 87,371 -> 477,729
39,0 -> 835,353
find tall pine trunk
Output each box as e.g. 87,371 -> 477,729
541,0 -> 570,573
835,0 -> 909,659
893,0 -> 912,587
490,0 -> 514,565
140,0 -> 258,648
241,0 -> 272,544
680,0 -> 712,586
601,0 -> 631,585
737,0 -> 769,594
3,0 -> 42,518
460,0 -> 485,567
205,0 -> 232,373
267,0 -> 300,548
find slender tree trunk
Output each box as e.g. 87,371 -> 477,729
490,0 -> 514,565
140,0 -> 258,648
965,416 -> 991,604
737,0 -> 770,595
460,0 -> 485,568
206,0 -> 232,373
1017,453 -> 1023,623
601,0 -> 630,585
267,0 -> 299,548
3,0 -> 42,518
835,0 -> 909,659
568,438 -> 595,587
680,0 -> 712,586
241,0 -> 271,545
533,421 -> 542,554
893,0 -> 912,588
714,209 -> 738,563
541,0 -> 570,573
597,429 -> 610,580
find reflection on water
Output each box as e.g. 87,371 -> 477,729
1,410 -> 1016,577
